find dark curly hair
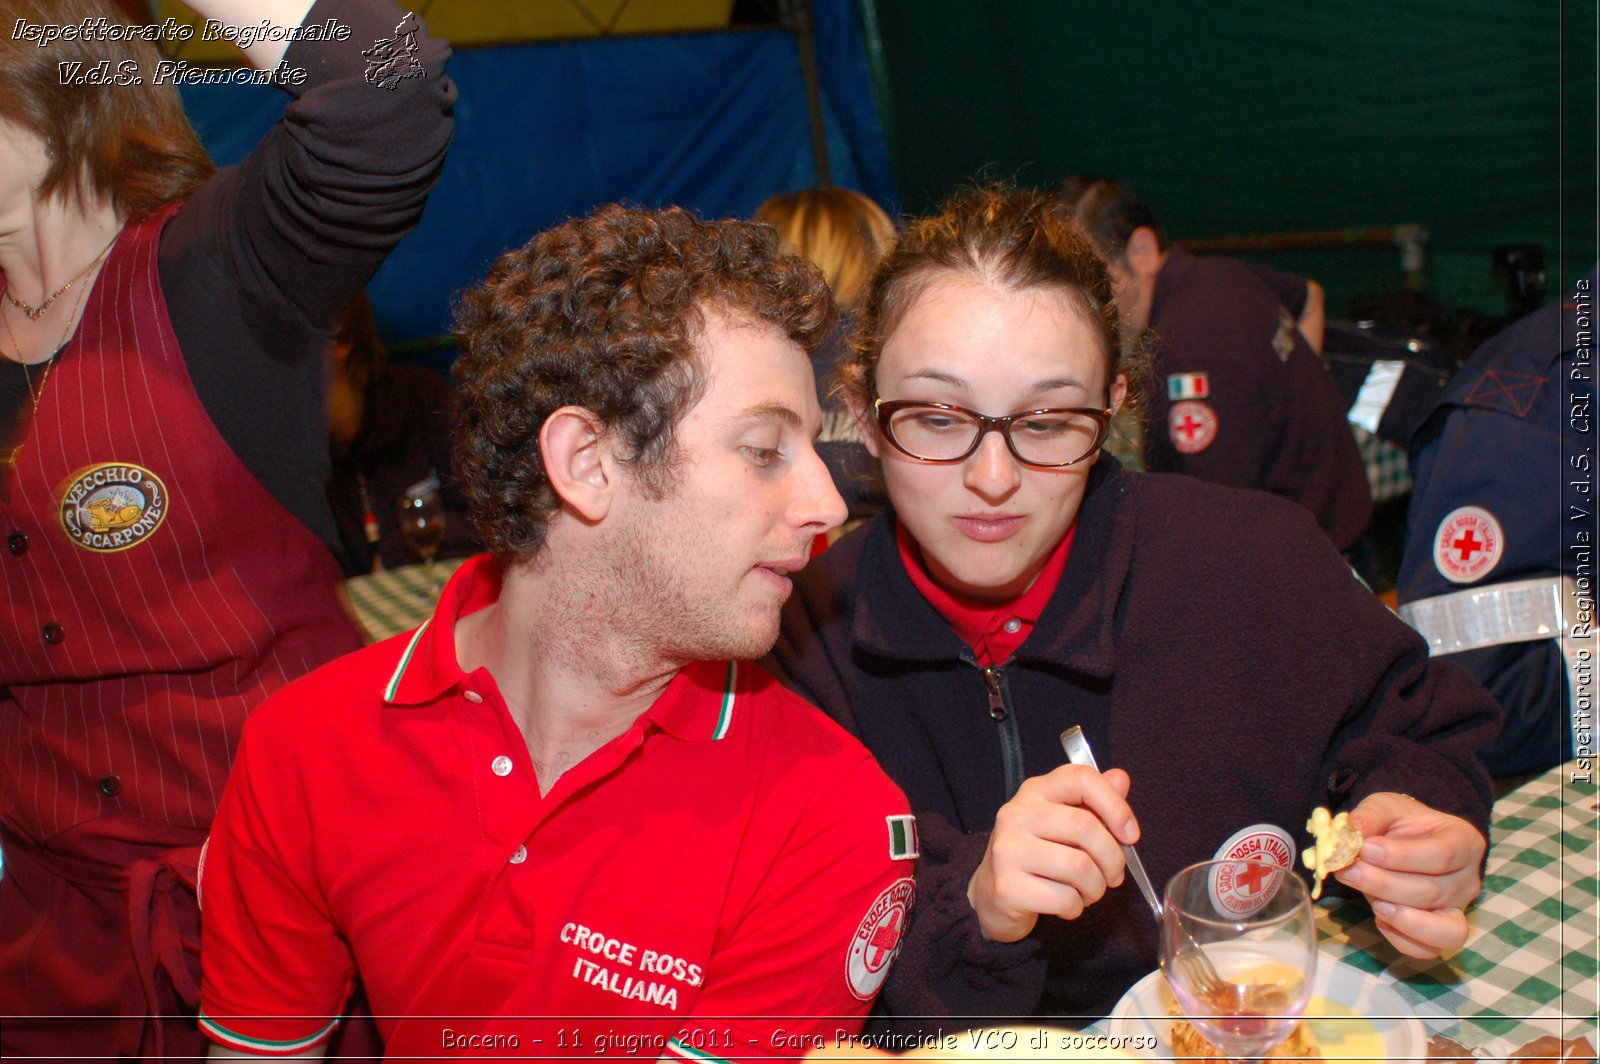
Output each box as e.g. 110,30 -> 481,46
840,184 -> 1148,413
452,203 -> 837,558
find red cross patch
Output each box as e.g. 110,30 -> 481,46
1209,824 -> 1293,917
1432,506 -> 1504,584
846,878 -> 914,1001
1167,400 -> 1218,454
1210,859 -> 1286,918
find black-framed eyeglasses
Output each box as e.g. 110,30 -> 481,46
874,399 -> 1113,468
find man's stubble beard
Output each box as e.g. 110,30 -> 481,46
562,501 -> 781,673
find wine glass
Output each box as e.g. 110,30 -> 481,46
396,477 -> 446,597
1160,859 -> 1316,1062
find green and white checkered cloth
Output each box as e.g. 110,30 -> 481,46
344,557 -> 467,644
1316,763 -> 1598,1055
1351,423 -> 1412,503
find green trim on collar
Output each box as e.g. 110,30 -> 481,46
711,660 -> 737,740
383,620 -> 432,703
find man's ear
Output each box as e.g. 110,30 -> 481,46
1123,226 -> 1162,284
540,406 -> 613,522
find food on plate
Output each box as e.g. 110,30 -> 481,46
1166,979 -> 1322,1061
1302,806 -> 1363,900
1168,1014 -> 1323,1061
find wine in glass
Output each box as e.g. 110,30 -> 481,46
1160,858 -> 1316,1062
397,476 -> 446,597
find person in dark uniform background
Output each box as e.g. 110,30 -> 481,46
1049,174 -> 1329,354
1397,265 -> 1597,776
325,294 -> 479,576
1058,177 -> 1372,552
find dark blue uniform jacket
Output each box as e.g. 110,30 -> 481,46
769,458 -> 1498,1027
1399,267 -> 1598,775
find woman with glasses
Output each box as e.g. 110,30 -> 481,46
767,186 -> 1499,1030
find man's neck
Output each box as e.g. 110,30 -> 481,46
455,558 -> 678,796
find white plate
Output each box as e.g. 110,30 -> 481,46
1106,957 -> 1427,1063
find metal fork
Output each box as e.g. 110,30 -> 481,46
1058,726 -> 1226,999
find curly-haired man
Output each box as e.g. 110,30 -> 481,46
196,206 -> 917,1060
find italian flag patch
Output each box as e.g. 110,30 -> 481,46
1167,372 -> 1210,400
887,815 -> 919,860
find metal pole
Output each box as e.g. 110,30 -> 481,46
779,0 -> 832,187
857,0 -> 899,184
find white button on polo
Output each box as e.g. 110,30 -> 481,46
462,690 -> 484,704
1003,618 -> 1022,633
491,755 -> 513,776
509,845 -> 527,865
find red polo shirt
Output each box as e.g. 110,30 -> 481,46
897,521 -> 1076,666
199,555 -> 916,1060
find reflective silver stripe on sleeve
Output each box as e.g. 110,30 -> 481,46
1400,575 -> 1596,755
1400,576 -> 1573,656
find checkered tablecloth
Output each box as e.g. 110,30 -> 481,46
344,558 -> 466,643
1316,763 -> 1598,1056
1351,423 -> 1412,503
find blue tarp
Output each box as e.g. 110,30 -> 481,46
179,0 -> 893,354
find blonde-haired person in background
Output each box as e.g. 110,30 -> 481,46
757,187 -> 896,526
757,187 -> 896,313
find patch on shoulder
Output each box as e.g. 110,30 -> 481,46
1167,400 -> 1218,454
1167,372 -> 1210,401
1432,505 -> 1504,584
887,814 -> 919,860
846,877 -> 914,1001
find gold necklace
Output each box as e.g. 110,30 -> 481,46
3,279 -> 88,469
3,226 -> 121,321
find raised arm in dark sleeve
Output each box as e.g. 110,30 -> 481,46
160,0 -> 455,545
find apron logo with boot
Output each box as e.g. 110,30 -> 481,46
60,463 -> 168,552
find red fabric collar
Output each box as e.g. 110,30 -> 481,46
382,554 -> 738,742
895,519 -> 1075,666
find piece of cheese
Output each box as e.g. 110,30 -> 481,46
1302,807 -> 1363,900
